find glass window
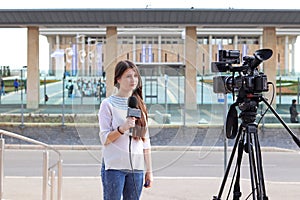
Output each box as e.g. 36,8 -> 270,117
119,36 -> 133,44
161,36 -> 184,44
211,37 -> 234,45
136,37 -> 158,45
197,37 -> 209,45
238,36 -> 259,45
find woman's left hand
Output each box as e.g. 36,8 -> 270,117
144,171 -> 153,188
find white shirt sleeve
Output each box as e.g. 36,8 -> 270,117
143,127 -> 151,149
98,99 -> 112,145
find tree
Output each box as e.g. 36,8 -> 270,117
7,66 -> 10,76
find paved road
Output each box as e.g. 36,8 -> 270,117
2,148 -> 300,200
3,148 -> 300,182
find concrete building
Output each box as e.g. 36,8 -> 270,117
1,9 -> 300,109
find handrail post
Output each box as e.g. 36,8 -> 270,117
50,170 -> 55,200
0,129 -> 62,200
43,151 -> 49,200
57,159 -> 63,200
0,138 -> 4,200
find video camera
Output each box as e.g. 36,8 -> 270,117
211,49 -> 273,94
211,48 -> 300,200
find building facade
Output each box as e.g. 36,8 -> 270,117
2,9 -> 300,109
42,27 -> 298,78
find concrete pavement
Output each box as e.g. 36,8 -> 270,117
2,176 -> 300,200
1,146 -> 300,199
1,80 -> 300,199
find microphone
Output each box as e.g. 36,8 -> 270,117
127,96 -> 141,136
127,96 -> 141,118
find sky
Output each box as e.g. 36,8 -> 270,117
0,0 -> 298,72
0,0 -> 297,9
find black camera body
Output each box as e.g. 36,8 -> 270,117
211,49 -> 272,94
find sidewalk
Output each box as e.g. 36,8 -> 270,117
2,176 -> 299,200
1,146 -> 299,199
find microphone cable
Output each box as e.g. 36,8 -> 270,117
128,135 -> 140,199
257,82 -> 275,125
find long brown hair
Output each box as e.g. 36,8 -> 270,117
114,60 -> 148,140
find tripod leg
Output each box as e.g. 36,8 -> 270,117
232,137 -> 245,200
247,123 -> 269,200
253,128 -> 269,200
246,125 -> 258,200
261,97 -> 300,148
213,126 -> 243,200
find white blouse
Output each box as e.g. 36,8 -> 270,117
98,95 -> 151,170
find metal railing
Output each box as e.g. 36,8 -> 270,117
0,129 -> 63,200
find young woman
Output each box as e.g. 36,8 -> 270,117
98,60 -> 153,200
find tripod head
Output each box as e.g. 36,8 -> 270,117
225,86 -> 263,139
225,87 -> 300,149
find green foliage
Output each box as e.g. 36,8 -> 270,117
3,79 -> 59,93
276,80 -> 298,95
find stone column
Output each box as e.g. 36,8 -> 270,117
208,35 -> 213,74
290,36 -> 297,75
104,27 -> 118,97
132,35 -> 136,62
185,26 -> 197,110
262,27 -> 277,105
285,36 -> 289,75
27,27 -> 40,109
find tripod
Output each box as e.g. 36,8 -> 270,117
213,94 -> 300,200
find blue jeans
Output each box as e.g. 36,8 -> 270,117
101,163 -> 144,200
0,87 -> 4,96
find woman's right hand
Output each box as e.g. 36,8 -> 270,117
120,117 -> 136,132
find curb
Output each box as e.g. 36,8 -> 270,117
4,144 -> 297,152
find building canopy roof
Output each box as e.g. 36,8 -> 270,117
0,9 -> 300,28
